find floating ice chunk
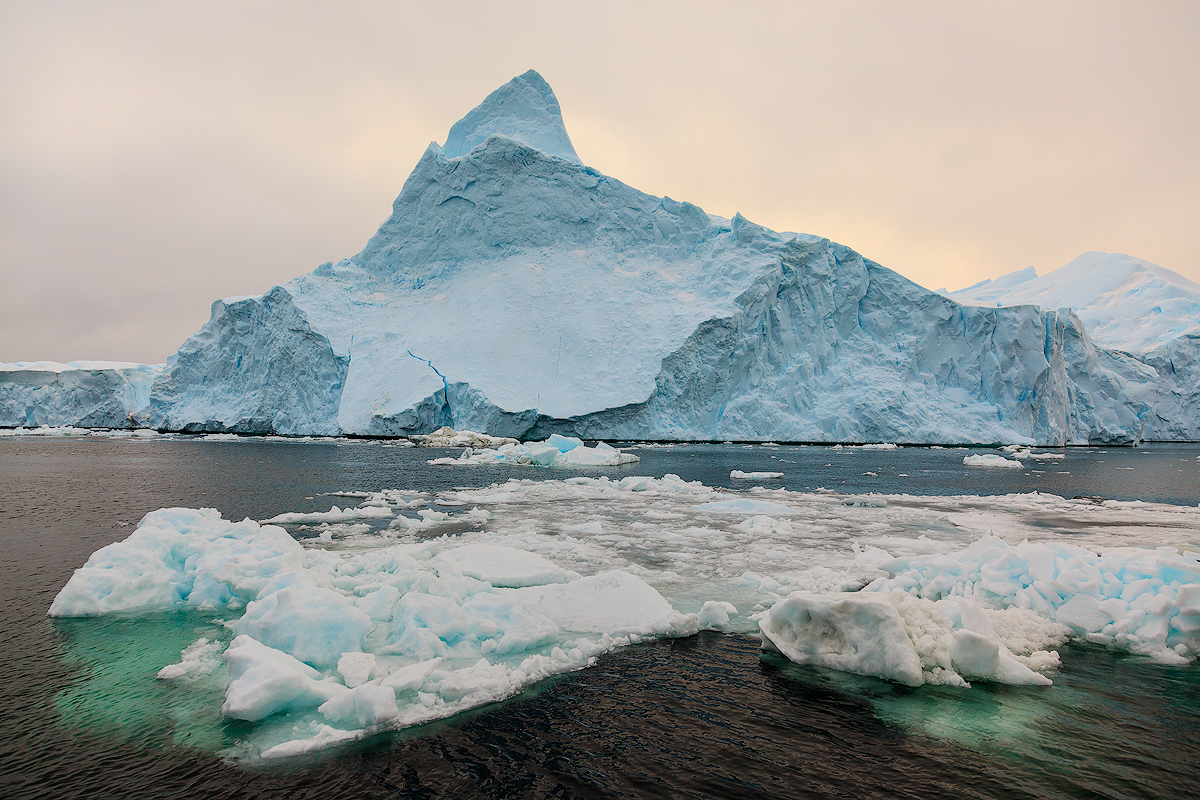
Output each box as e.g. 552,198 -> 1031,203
698,600 -> 739,629
389,509 -> 458,532
428,438 -> 639,468
0,425 -> 92,436
963,454 -> 1023,468
860,443 -> 899,451
49,508 -> 305,616
730,470 -> 784,479
235,577 -> 374,668
760,592 -> 925,686
337,652 -> 377,688
409,426 -> 518,448
949,629 -> 1050,686
434,544 -> 581,588
156,637 -> 224,680
263,505 -> 393,525
222,635 -> 347,721
546,433 -> 583,452
867,535 -> 1200,664
691,498 -> 795,516
1006,448 -> 1067,460
761,591 -> 1055,687
564,442 -> 634,466
843,497 -> 887,508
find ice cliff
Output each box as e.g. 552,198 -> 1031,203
0,361 -> 162,429
941,252 -> 1200,443
3,71 -> 1197,443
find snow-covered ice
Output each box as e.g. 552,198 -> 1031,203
731,470 -> 784,479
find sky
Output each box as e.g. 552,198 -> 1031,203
2,1 -> 1197,364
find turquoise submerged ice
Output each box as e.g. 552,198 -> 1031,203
49,477 -> 1200,758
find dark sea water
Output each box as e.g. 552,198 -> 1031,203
1,437 -> 1198,799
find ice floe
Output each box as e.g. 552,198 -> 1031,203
0,425 -> 93,436
263,505 -> 395,525
49,474 -> 1200,758
963,454 -> 1023,468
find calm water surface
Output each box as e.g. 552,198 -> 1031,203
1,437 -> 1198,799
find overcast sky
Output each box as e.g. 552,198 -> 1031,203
2,1 -> 1197,364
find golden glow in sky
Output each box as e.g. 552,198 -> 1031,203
1,1 -> 1197,363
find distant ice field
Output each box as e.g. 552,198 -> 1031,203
3,439 -> 1199,798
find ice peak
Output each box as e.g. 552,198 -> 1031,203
442,69 -> 581,163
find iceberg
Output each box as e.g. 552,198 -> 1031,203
5,72 -> 1197,444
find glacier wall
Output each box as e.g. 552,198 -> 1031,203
0,362 -> 162,429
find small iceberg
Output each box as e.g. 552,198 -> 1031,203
409,426 -> 519,448
427,434 -> 638,468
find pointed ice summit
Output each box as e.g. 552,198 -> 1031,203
4,71 -> 1198,443
441,69 -> 580,163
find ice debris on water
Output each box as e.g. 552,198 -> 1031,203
964,454 -> 1024,468
427,434 -> 638,468
47,473 -> 1200,758
730,470 -> 784,479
